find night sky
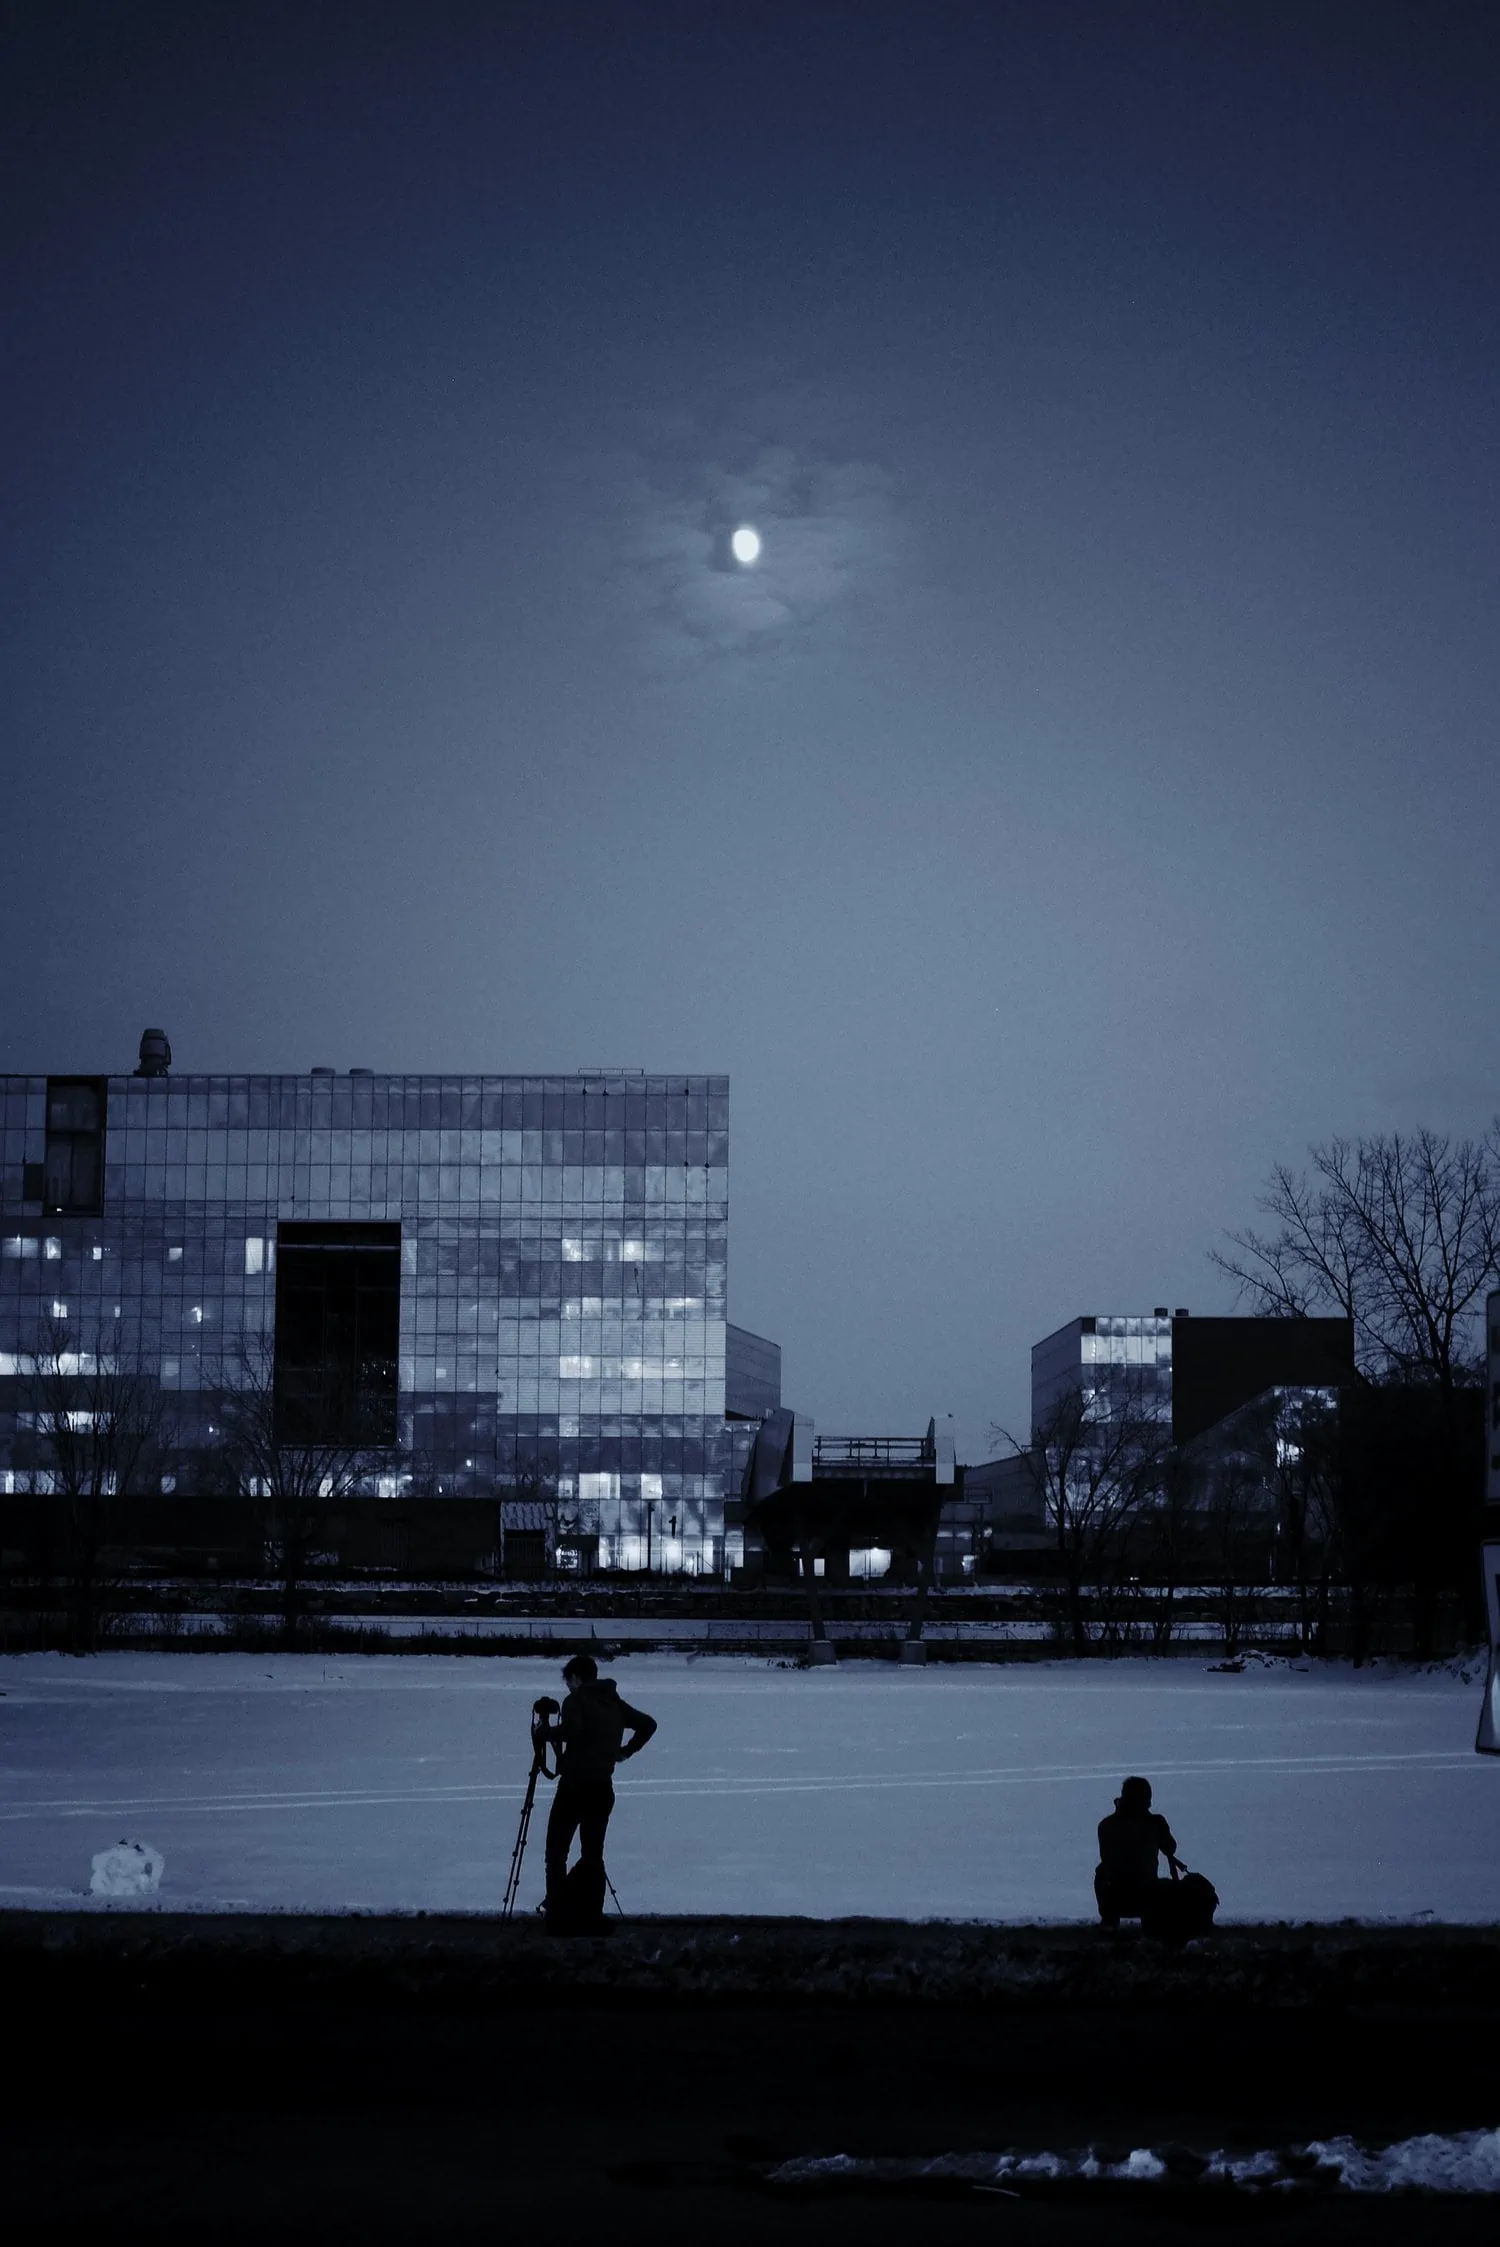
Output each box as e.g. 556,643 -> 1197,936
3,2 -> 1497,1459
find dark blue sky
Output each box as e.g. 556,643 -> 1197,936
3,1 -> 1497,1454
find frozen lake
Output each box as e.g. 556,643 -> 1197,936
1,1651 -> 1495,1923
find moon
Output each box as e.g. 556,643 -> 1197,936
730,525 -> 761,566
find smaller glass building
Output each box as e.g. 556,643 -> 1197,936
1031,1309 -> 1355,1445
1031,1312 -> 1175,1435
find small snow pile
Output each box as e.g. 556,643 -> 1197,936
1417,1650 -> 1487,1686
768,2148 -> 1170,2190
1206,1650 -> 1307,1673
1296,2130 -> 1500,2195
89,1840 -> 164,1899
769,2130 -> 1500,2196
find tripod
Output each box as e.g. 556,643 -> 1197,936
502,1697 -> 559,1919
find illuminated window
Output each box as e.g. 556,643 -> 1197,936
245,1237 -> 265,1275
850,1547 -> 892,1580
167,1246 -> 183,1263
43,1238 -> 62,1261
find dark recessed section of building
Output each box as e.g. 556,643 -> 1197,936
273,1222 -> 401,1446
43,1078 -> 106,1215
1169,1314 -> 1355,1447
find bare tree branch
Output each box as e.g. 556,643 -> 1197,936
20,1314 -> 174,1651
994,1374 -> 1172,1655
1211,1123 -> 1500,1395
209,1337 -> 401,1644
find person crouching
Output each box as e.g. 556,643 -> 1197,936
1094,1774 -> 1178,1928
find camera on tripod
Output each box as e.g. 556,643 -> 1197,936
527,1698 -> 556,1770
502,1696 -> 563,1919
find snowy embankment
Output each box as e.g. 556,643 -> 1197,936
0,1650 -> 1494,1922
771,2128 -> 1500,2198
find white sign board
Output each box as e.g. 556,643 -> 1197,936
1479,1538 -> 1500,1756
1489,1290 -> 1500,1508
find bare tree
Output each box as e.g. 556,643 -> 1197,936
994,1379 -> 1172,1656
21,1315 -> 174,1652
1180,1387 -> 1342,1655
1260,1389 -> 1342,1655
1211,1126 -> 1500,1400
1199,1450 -> 1274,1655
212,1340 -> 398,1645
1214,1127 -> 1499,1657
1127,1450 -> 1199,1654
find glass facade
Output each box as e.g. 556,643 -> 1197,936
0,1071 -> 738,1571
1031,1313 -> 1174,1434
1031,1313 -> 1356,1449
724,1323 -> 782,1420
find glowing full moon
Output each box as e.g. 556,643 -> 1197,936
731,525 -> 761,565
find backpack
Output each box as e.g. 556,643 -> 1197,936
545,1854 -> 609,1935
1142,1859 -> 1219,1942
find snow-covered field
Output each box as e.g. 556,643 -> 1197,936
0,1651 -> 1495,1922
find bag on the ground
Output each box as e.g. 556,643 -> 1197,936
1142,1861 -> 1218,1941
546,1855 -> 608,1934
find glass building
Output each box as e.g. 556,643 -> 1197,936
1031,1313 -> 1176,1435
0,1055 -> 753,1572
1031,1309 -> 1355,1445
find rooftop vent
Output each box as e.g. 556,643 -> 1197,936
1153,1306 -> 1169,1317
310,1066 -> 336,1077
348,1067 -> 373,1075
135,1028 -> 171,1078
1174,1307 -> 1190,1317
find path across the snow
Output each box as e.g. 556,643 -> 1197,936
0,1651 -> 1494,1921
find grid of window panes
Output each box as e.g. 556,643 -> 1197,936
1031,1313 -> 1173,1433
1080,1315 -> 1173,1420
0,1073 -> 733,1569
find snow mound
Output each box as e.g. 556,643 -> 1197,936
1293,2130 -> 1500,2194
770,2128 -> 1500,2196
90,1841 -> 164,1899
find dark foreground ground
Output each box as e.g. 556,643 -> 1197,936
6,1913 -> 1498,2244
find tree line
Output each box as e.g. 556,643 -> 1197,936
2,1327 -> 560,1652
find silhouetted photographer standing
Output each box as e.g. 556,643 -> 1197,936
541,1654 -> 656,1933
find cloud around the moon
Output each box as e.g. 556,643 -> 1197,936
611,432 -> 898,669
